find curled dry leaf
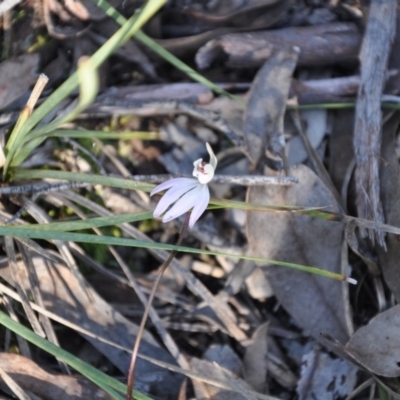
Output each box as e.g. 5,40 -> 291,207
244,47 -> 298,169
246,164 -> 353,346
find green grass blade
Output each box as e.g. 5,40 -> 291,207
12,169 -> 343,221
27,129 -> 160,141
0,226 -> 350,282
14,212 -> 153,231
12,169 -> 154,191
4,0 -> 166,173
11,168 -> 349,225
0,311 -> 152,400
10,57 -> 101,167
210,198 -> 341,221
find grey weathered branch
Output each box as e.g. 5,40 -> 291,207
127,174 -> 298,186
196,23 -> 361,70
353,0 -> 397,246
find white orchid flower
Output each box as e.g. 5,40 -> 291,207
151,143 -> 217,228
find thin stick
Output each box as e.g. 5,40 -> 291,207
124,173 -> 298,186
126,213 -> 190,400
26,74 -> 49,113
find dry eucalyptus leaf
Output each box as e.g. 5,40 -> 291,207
287,108 -> 328,165
246,164 -> 353,345
190,356 -> 259,400
297,343 -> 358,400
243,322 -> 269,392
0,54 -> 39,110
345,305 -> 400,377
204,344 -> 243,377
0,352 -> 113,400
0,256 -> 181,397
244,47 -> 298,169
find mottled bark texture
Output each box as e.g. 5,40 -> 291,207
353,0 -> 397,246
196,23 -> 361,70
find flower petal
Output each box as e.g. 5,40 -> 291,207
150,178 -> 196,196
206,142 -> 217,170
153,179 -> 198,217
189,184 -> 209,228
162,184 -> 203,223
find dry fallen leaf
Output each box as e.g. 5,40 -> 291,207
345,305 -> 400,377
190,344 -> 262,400
244,47 -> 298,169
287,108 -> 328,165
297,342 -> 358,400
243,322 -> 269,393
0,256 -> 182,397
0,54 -> 39,110
0,352 -> 113,400
246,164 -> 353,346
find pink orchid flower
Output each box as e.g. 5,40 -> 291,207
151,143 -> 217,228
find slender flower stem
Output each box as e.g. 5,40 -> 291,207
126,212 -> 190,400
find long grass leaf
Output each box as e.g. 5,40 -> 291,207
0,226 -> 350,281
27,129 -> 159,141
14,212 -> 153,231
12,169 -> 153,191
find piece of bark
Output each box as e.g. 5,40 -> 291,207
377,112 -> 400,300
97,83 -> 214,105
376,2 -> 400,301
291,71 -> 397,104
353,0 -> 397,246
196,23 -> 361,70
244,47 -> 299,170
291,76 -> 360,104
